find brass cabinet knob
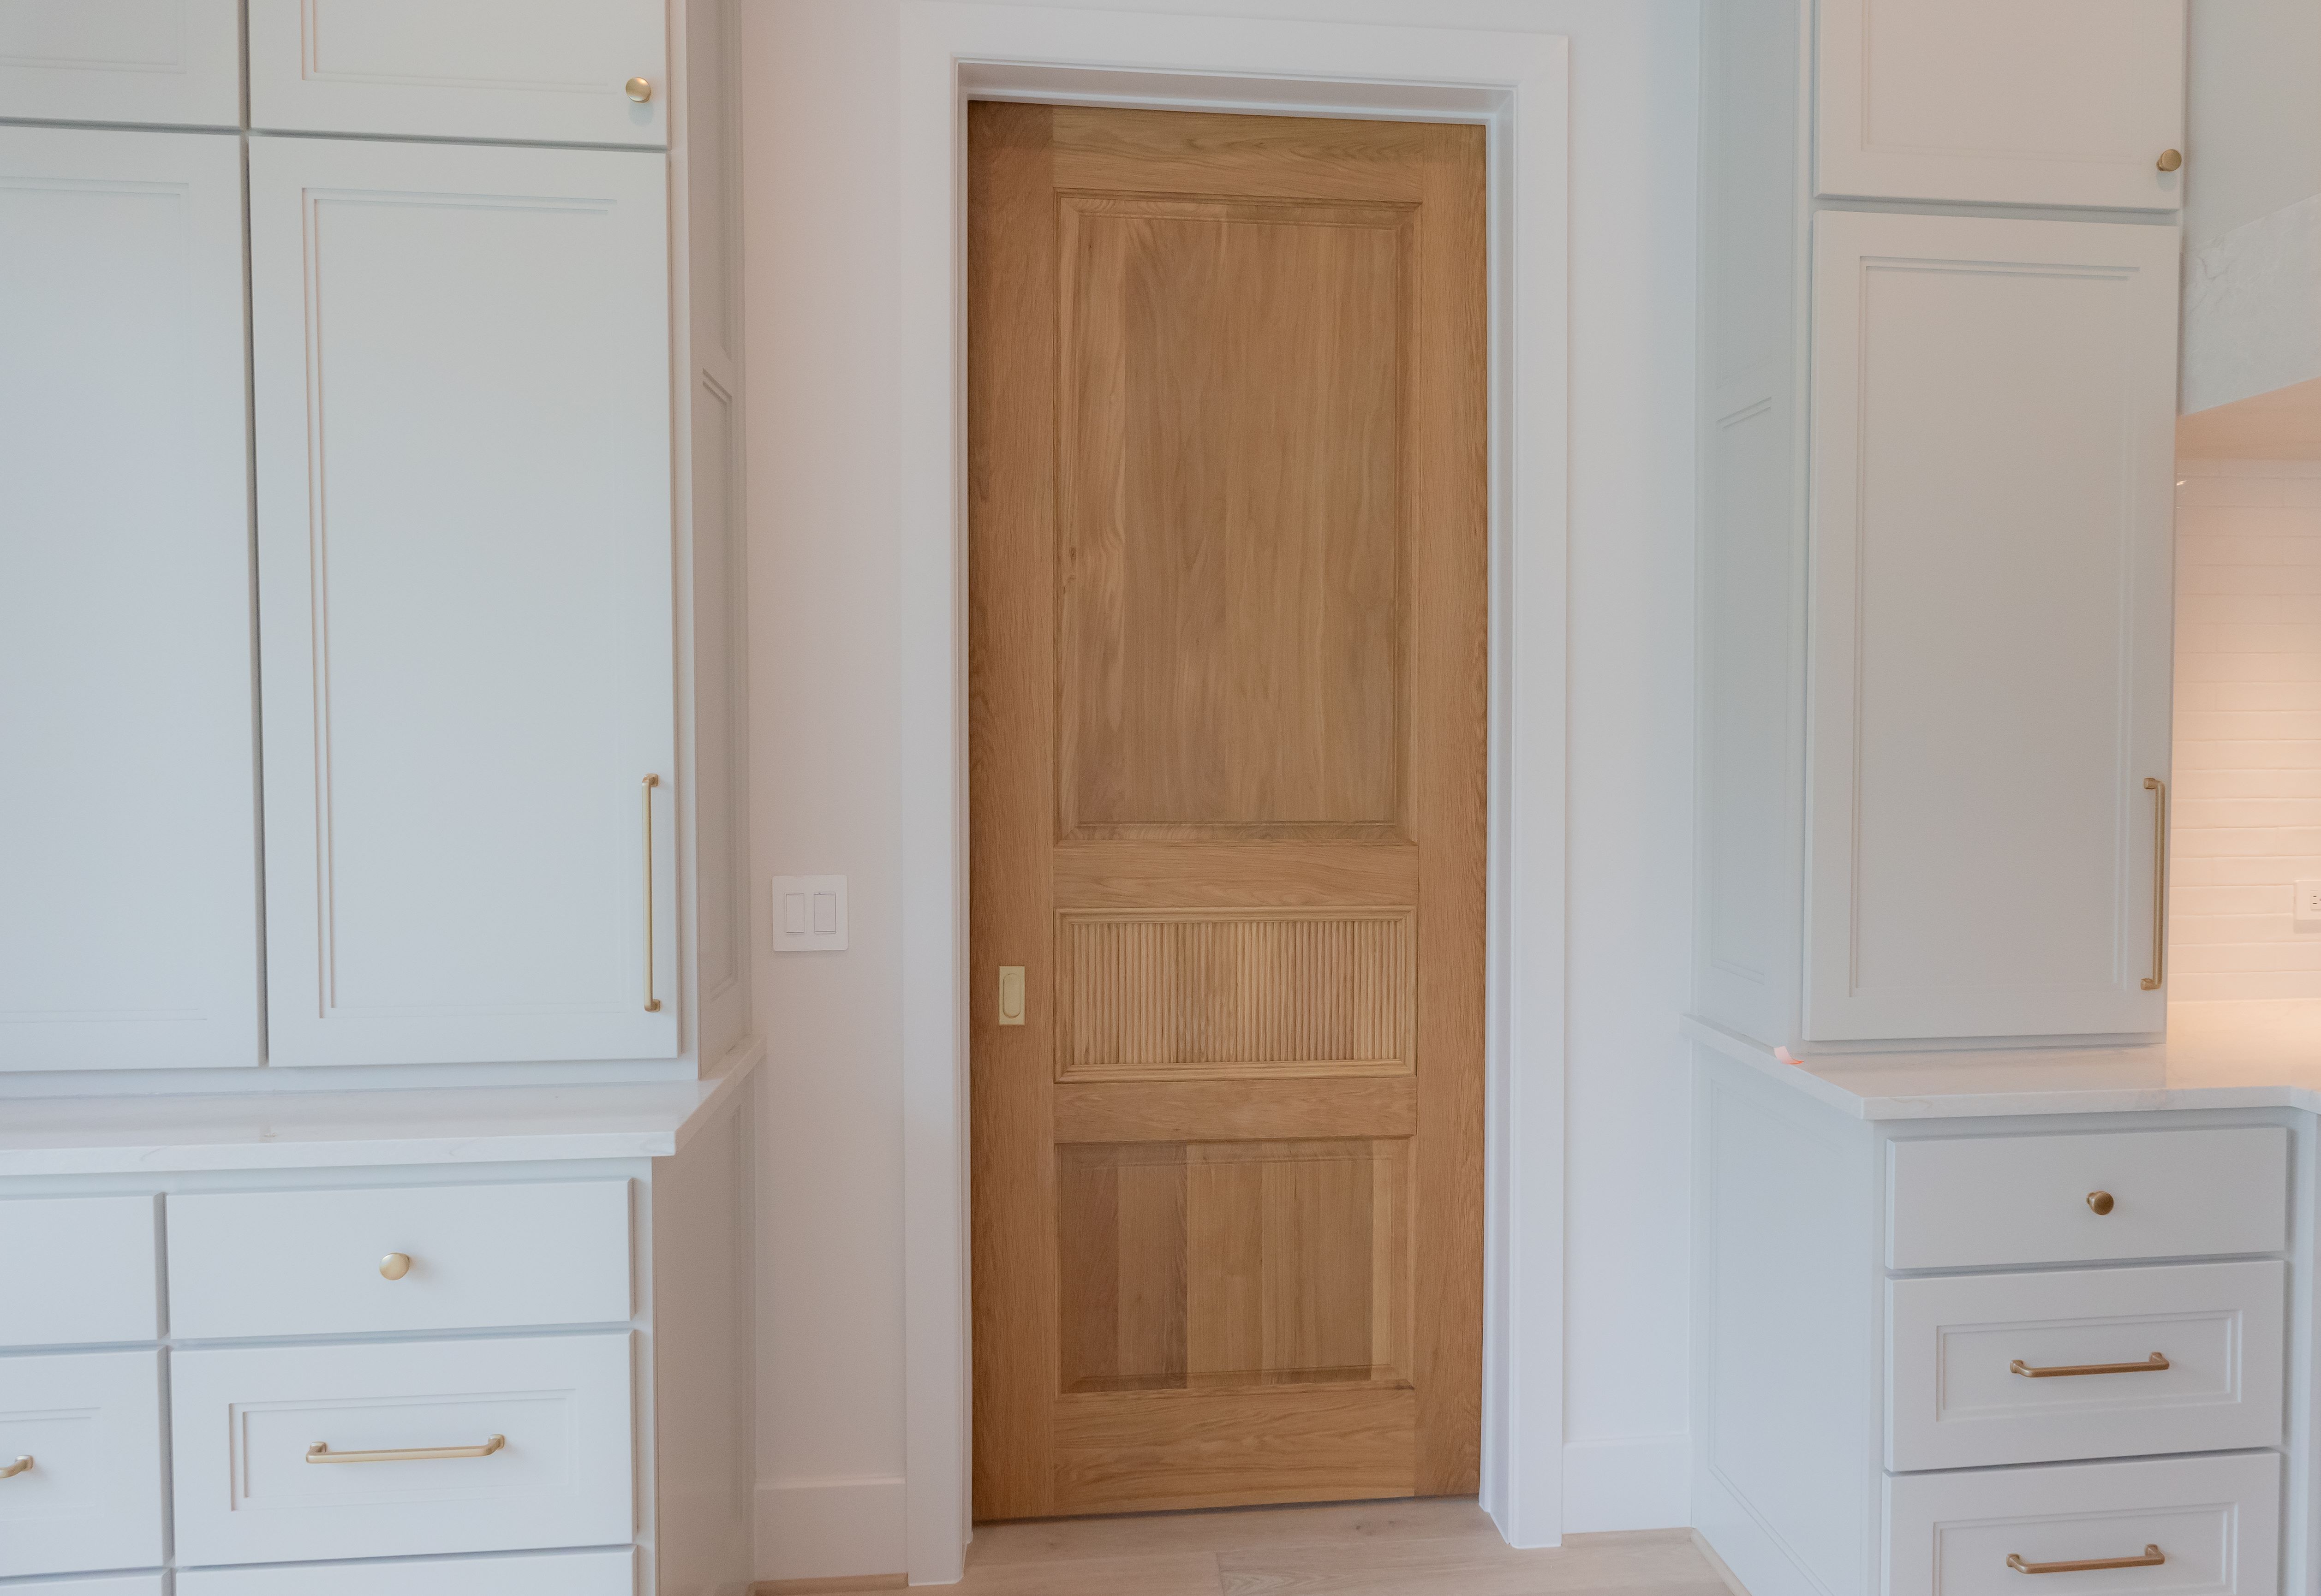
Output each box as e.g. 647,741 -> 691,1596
2157,149 -> 2183,173
2086,1191 -> 2115,1215
626,77 -> 653,103
380,1252 -> 412,1280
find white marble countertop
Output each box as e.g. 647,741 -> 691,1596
0,1044 -> 760,1176
1685,1005 -> 2321,1120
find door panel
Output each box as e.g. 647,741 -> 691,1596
1805,212 -> 2178,1041
969,103 -> 1486,1519
1817,0 -> 2186,209
0,126 -> 259,1071
250,137 -> 676,1066
0,0 -> 241,127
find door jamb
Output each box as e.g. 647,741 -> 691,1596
897,5 -> 1571,1579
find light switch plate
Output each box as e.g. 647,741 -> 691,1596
2298,881 -> 2321,930
771,875 -> 847,951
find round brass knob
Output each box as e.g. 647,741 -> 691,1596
626,77 -> 653,103
2086,1191 -> 2115,1216
380,1252 -> 412,1280
2157,149 -> 2183,173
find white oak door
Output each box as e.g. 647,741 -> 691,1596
1805,212 -> 2178,1042
0,127 -> 259,1072
1818,0 -> 2186,210
247,0 -> 667,147
250,137 -> 677,1067
0,0 -> 241,127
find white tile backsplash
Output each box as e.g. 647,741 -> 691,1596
2172,459 -> 2321,1000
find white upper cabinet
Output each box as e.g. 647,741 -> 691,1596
1804,211 -> 2178,1042
1817,0 -> 2187,209
0,0 -> 241,127
0,127 -> 260,1072
249,137 -> 677,1067
247,0 -> 667,146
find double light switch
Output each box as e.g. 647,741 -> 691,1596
771,875 -> 847,951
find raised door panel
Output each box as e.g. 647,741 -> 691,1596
249,138 -> 676,1067
1805,212 -> 2177,1042
0,0 -> 240,126
0,1350 -> 166,1578
247,0 -> 666,146
1818,0 -> 2186,209
0,126 -> 259,1072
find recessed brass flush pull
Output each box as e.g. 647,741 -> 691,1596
2010,1352 -> 2168,1379
2009,1545 -> 2163,1575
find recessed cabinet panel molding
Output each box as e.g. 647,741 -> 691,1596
248,137 -> 677,1067
1818,0 -> 2186,209
1885,1451 -> 2278,1596
1888,1127 -> 2290,1270
179,1548 -> 638,1596
170,1333 -> 635,1567
1887,1260 -> 2285,1471
167,1180 -> 632,1339
0,0 -> 241,127
1804,211 -> 2178,1042
0,1195 -> 159,1348
0,1350 -> 167,1579
0,126 -> 261,1072
247,0 -> 668,146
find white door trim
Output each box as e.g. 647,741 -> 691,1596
896,5 -> 1570,1578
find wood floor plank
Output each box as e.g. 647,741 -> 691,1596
961,1550 -> 1224,1595
970,1495 -> 1492,1567
1216,1527 -> 1717,1596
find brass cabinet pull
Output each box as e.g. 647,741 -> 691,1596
307,1435 -> 505,1465
2157,149 -> 2183,172
2086,1190 -> 2114,1215
642,774 -> 662,1012
2009,1544 -> 2164,1575
2011,1352 -> 2168,1379
626,77 -> 653,102
0,1455 -> 29,1480
2142,777 -> 2167,990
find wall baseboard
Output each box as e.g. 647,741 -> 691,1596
1562,1434 -> 1689,1532
755,1476 -> 907,1583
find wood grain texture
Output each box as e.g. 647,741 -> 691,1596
970,103 -> 1486,1519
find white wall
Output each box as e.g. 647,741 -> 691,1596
742,0 -> 1700,1577
2171,459 -> 2321,1003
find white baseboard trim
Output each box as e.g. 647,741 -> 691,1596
755,1475 -> 907,1583
1562,1434 -> 1689,1532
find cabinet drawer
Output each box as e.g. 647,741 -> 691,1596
180,1548 -> 635,1595
0,1196 -> 158,1348
167,1180 -> 630,1339
1888,1128 -> 2288,1269
1886,1452 -> 2279,1596
0,1350 -> 165,1579
1888,1260 -> 2284,1471
171,1334 -> 633,1567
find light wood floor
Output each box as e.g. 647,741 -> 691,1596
757,1497 -> 1743,1595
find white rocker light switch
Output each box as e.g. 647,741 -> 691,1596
771,875 -> 847,951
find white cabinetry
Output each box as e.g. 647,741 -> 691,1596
246,0 -> 668,147
1817,0 -> 2187,210
0,1351 -> 166,1579
0,0 -> 242,127
0,126 -> 260,1072
1695,0 -> 2184,1049
249,137 -> 679,1069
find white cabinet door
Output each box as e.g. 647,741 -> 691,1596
247,0 -> 667,146
0,0 -> 241,127
0,1350 -> 166,1578
1805,213 -> 2177,1042
249,138 -> 677,1067
0,127 -> 260,1072
1818,0 -> 2186,209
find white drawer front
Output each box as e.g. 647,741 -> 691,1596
2,1578 -> 165,1596
0,1196 -> 158,1348
0,1350 -> 165,1579
1887,1452 -> 2279,1596
1888,1128 -> 2288,1270
180,1547 -> 636,1595
171,1334 -> 633,1567
167,1180 -> 631,1339
1888,1260 -> 2285,1471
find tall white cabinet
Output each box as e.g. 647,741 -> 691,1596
1695,0 -> 2187,1051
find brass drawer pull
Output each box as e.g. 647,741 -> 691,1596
0,1455 -> 29,1480
2009,1544 -> 2164,1575
306,1435 -> 505,1465
2010,1352 -> 2168,1379
2142,776 -> 2167,990
642,774 -> 662,1013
